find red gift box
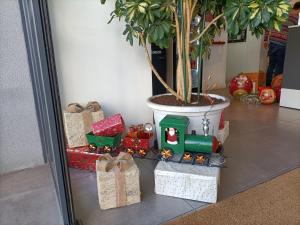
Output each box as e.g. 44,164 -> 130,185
92,114 -> 125,137
123,137 -> 151,150
66,146 -> 101,172
123,124 -> 154,150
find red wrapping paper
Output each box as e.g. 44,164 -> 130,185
66,146 -> 101,172
92,114 -> 125,137
123,124 -> 154,150
123,137 -> 151,150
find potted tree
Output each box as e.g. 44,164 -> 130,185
101,0 -> 290,145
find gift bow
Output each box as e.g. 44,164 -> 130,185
66,101 -> 101,113
98,152 -> 134,172
97,152 -> 134,207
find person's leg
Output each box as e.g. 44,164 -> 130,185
274,45 -> 286,75
266,44 -> 277,86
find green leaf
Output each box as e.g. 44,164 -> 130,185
261,8 -> 270,23
250,8 -> 259,20
274,20 -> 281,31
158,26 -> 164,39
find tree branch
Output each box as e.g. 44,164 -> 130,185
186,0 -> 192,102
191,0 -> 197,18
174,10 -> 183,98
190,13 -> 224,44
139,35 -> 183,101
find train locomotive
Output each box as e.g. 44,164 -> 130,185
159,115 -> 221,161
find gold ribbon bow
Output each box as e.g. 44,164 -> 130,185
66,101 -> 101,113
97,152 -> 134,207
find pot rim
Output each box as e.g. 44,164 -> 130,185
147,93 -> 230,113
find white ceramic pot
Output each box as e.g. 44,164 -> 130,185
147,93 -> 230,148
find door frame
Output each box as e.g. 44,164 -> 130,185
19,0 -> 77,224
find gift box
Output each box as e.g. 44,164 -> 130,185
96,152 -> 141,210
154,161 -> 220,203
63,109 -> 104,148
66,146 -> 101,172
217,121 -> 229,144
92,114 -> 125,137
123,137 -> 151,151
123,124 -> 154,151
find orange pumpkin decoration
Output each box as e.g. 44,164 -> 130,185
271,74 -> 283,88
259,87 -> 276,104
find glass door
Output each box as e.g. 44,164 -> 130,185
19,1 -> 77,224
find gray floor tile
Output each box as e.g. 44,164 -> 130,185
184,199 -> 208,209
0,164 -> 53,199
69,167 -> 94,180
0,184 -> 62,225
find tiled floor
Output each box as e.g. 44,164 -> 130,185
1,92 -> 299,225
0,165 -> 63,225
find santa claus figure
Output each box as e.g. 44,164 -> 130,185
166,127 -> 178,145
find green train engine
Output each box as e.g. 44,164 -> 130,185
159,115 -> 219,160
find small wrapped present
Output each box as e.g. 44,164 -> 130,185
123,124 -> 154,152
127,124 -> 144,138
154,161 -> 220,203
66,146 -> 101,172
96,152 -> 140,210
217,121 -> 229,144
123,137 -> 151,151
63,102 -> 104,148
92,114 -> 125,137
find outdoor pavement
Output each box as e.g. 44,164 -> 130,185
1,90 -> 300,225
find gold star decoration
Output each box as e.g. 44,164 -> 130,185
183,153 -> 192,161
103,146 -> 111,153
138,149 -> 147,157
126,148 -> 135,155
161,149 -> 173,159
196,155 -> 205,163
88,144 -> 97,152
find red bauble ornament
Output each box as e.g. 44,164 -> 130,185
229,74 -> 253,97
259,87 -> 276,104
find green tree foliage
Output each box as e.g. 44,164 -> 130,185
102,0 -> 290,57
101,0 -> 290,102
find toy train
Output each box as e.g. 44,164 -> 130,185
86,115 -> 222,164
159,115 -> 221,160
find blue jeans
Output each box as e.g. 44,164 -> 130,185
266,42 -> 286,86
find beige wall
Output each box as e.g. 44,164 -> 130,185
48,0 -> 153,126
203,31 -> 228,90
226,29 -> 262,83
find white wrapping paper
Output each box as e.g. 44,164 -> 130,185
63,110 -> 104,148
96,154 -> 141,210
154,161 -> 220,203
